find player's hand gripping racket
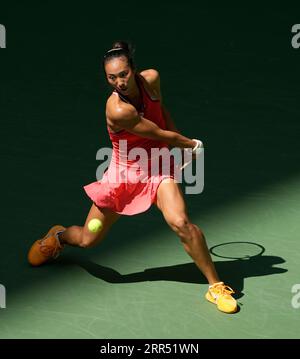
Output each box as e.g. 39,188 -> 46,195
180,139 -> 204,170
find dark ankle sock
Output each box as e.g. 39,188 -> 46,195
55,230 -> 66,245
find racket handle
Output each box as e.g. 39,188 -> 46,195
180,139 -> 204,171
180,160 -> 192,171
192,139 -> 204,155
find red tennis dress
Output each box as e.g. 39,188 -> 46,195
83,73 -> 179,215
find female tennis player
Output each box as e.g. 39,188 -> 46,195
28,41 -> 237,313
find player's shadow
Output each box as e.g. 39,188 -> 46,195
59,253 -> 287,299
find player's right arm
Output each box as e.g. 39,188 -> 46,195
107,102 -> 196,149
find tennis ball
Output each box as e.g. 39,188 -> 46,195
88,218 -> 103,233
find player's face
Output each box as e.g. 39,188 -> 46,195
105,57 -> 135,96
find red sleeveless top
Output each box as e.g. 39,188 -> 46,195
107,73 -> 168,157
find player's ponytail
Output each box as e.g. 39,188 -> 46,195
111,41 -> 131,53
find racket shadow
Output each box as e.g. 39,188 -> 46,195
58,252 -> 287,299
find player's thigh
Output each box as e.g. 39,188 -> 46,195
82,203 -> 121,245
155,178 -> 189,226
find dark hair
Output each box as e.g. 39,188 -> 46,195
103,40 -> 135,70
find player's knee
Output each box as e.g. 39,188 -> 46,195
78,238 -> 93,248
79,232 -> 101,248
169,216 -> 190,234
177,222 -> 206,245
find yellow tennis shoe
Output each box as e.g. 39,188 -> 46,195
205,282 -> 238,313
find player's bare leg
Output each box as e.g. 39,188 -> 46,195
155,179 -> 219,284
28,204 -> 121,266
59,204 -> 121,248
155,179 -> 237,313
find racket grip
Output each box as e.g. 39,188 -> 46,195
192,139 -> 204,155
180,139 -> 204,171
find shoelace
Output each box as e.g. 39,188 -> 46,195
211,284 -> 235,296
39,237 -> 62,258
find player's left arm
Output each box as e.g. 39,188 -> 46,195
141,69 -> 180,133
141,69 -> 203,160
